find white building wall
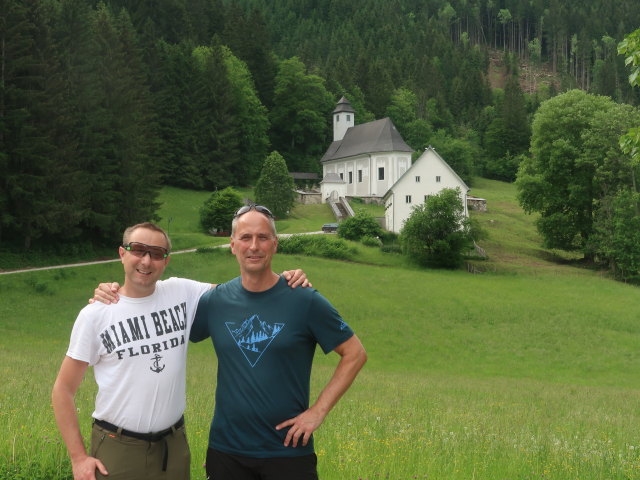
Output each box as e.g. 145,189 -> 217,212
355,157 -> 370,197
345,160 -> 356,195
384,149 -> 469,233
322,152 -> 414,201
333,112 -> 354,141
373,155 -> 389,197
321,181 -> 347,202
384,193 -> 395,233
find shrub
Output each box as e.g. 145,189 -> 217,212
199,187 -> 244,234
360,235 -> 382,247
381,244 -> 402,254
337,210 -> 383,241
379,230 -> 399,245
400,188 -> 473,269
277,235 -> 357,260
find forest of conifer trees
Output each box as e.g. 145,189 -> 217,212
1,0 -> 639,257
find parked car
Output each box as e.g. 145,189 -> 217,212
322,222 -> 339,233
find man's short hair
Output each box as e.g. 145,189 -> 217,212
122,222 -> 172,251
231,212 -> 277,238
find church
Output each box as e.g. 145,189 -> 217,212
320,96 -> 414,203
319,97 -> 469,233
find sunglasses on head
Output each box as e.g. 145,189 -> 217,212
123,242 -> 169,261
233,204 -> 274,219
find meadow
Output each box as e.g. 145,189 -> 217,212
2,179 -> 640,479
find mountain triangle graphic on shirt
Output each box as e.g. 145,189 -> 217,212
225,314 -> 284,367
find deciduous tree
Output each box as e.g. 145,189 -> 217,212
269,57 -> 333,173
199,187 -> 244,234
220,46 -> 270,184
400,188 -> 473,269
337,210 -> 382,241
618,29 -> 640,165
516,90 -> 614,254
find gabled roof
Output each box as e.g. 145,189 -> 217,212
321,117 -> 413,163
289,172 -> 319,180
321,172 -> 345,184
383,146 -> 469,200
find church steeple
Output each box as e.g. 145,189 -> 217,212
332,96 -> 355,141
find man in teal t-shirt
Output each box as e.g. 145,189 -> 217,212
191,204 -> 367,480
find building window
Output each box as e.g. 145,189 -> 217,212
358,170 -> 362,182
436,176 -> 441,183
378,167 -> 385,180
405,195 -> 412,203
415,176 -> 421,183
336,115 -> 339,122
339,173 -> 343,180
348,171 -> 353,184
424,195 -> 431,203
346,114 -> 351,122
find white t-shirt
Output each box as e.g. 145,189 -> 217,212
67,277 -> 211,432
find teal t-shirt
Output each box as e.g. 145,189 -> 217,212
191,275 -> 354,458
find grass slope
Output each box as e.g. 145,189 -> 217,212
2,180 -> 639,479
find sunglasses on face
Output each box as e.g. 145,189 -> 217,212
233,204 -> 274,219
123,242 -> 169,261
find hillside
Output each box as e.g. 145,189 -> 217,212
3,182 -> 640,479
155,177 -> 600,279
0,177 -> 606,281
487,49 -> 560,94
6,1 -> 639,253
467,178 -> 589,276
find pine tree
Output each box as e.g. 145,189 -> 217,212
153,41 -> 202,189
80,4 -> 159,243
254,151 -> 295,218
501,75 -> 531,156
0,0 -> 76,248
191,45 -> 240,190
222,6 -> 276,108
112,8 -> 160,227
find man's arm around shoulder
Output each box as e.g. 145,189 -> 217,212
52,357 -> 108,480
276,334 -> 367,448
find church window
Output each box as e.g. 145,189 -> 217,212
358,170 -> 362,182
348,171 -> 353,184
378,167 -> 385,180
347,114 -> 351,122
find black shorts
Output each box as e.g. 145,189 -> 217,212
205,447 -> 318,480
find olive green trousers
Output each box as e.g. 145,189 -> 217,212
90,422 -> 190,479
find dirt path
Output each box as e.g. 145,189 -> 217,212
0,247 -> 202,275
0,232 -> 324,275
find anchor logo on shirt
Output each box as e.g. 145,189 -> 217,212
150,354 -> 165,373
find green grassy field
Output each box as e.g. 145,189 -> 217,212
2,180 -> 640,479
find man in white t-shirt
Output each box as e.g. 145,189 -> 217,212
51,222 -> 306,480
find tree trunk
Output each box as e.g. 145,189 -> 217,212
632,168 -> 639,216
1,35 -> 4,145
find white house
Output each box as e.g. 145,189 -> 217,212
383,147 -> 470,234
320,97 -> 414,202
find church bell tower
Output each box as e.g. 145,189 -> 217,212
332,96 -> 355,141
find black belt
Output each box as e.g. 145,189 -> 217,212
94,416 -> 184,442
